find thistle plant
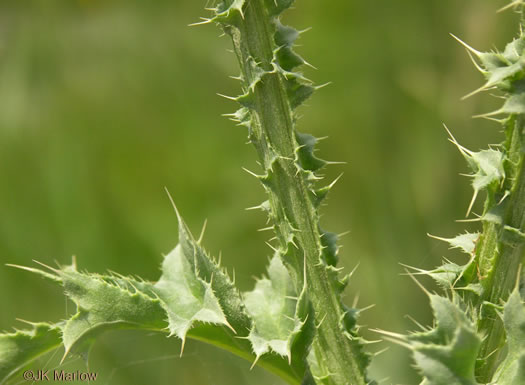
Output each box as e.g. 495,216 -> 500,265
376,2 -> 525,384
1,1 -> 525,385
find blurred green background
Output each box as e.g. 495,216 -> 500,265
0,0 -> 519,384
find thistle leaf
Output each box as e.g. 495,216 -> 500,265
423,263 -> 465,288
51,214 -> 249,361
478,36 -> 525,89
59,268 -> 166,359
296,133 -> 327,173
154,211 -> 249,344
500,93 -> 525,114
154,245 -> 233,342
468,150 -> 505,193
430,233 -> 479,255
244,256 -> 313,363
0,213 -> 313,385
405,295 -> 481,385
0,323 -> 62,384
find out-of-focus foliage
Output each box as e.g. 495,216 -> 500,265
0,0 -> 518,383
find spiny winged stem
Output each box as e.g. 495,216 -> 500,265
393,3 -> 525,384
214,1 -> 369,384
455,5 -> 525,381
470,116 -> 525,381
352,3 -> 525,384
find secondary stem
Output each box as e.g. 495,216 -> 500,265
473,115 -> 525,381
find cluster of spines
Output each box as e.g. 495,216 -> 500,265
394,3 -> 525,384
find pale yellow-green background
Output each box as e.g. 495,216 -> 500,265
0,1 -> 517,384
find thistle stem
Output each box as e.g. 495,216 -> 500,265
224,1 -> 369,384
473,115 -> 525,382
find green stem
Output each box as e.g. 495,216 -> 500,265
473,115 -> 525,382
221,1 -> 369,384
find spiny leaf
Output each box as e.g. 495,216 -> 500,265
446,127 -> 505,215
500,93 -> 525,115
154,244 -> 234,343
402,295 -> 482,385
0,213 -> 313,385
60,267 -> 166,359
5,263 -> 167,362
430,233 -> 479,255
243,256 -> 313,364
455,33 -> 525,96
286,80 -> 316,110
467,150 -> 505,192
419,263 -> 466,289
171,209 -> 251,333
479,36 -> 525,88
213,0 -> 245,25
274,21 -> 306,71
0,323 -> 62,384
295,133 -> 327,173
320,230 -> 339,267
460,146 -> 505,215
